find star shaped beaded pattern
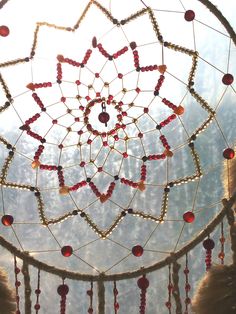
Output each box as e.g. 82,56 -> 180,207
0,1 -> 216,241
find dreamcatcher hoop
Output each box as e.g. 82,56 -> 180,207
0,0 -> 236,313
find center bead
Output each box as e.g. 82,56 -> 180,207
98,111 -> 110,124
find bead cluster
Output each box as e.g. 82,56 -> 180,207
14,256 -> 21,314
137,275 -> 149,314
34,269 -> 41,313
184,255 -> 191,314
203,238 -> 215,271
165,265 -> 173,312
87,282 -> 94,313
113,281 -> 119,313
218,222 -> 225,264
32,93 -> 46,111
57,282 -> 69,314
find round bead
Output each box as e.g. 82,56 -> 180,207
1,215 -> 14,226
184,10 -> 195,21
59,186 -> 69,195
132,245 -> 144,257
0,25 -> 10,37
174,105 -> 185,115
223,148 -> 235,160
34,304 -> 40,310
57,284 -> 69,296
98,112 -> 110,124
92,36 -> 97,48
31,160 -> 41,169
222,73 -> 234,85
203,238 -> 215,250
183,211 -> 195,223
61,246 -> 73,257
137,276 -> 149,290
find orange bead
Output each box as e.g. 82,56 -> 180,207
59,186 -> 69,195
158,65 -> 167,74
57,54 -> 65,62
138,181 -> 146,191
174,105 -> 185,115
26,83 -> 35,91
100,194 -> 108,203
164,150 -> 173,157
31,160 -> 41,169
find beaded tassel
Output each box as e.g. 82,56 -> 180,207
218,222 -> 225,264
165,264 -> 172,313
137,275 -> 149,314
87,282 -> 93,313
57,280 -> 69,314
14,256 -> 21,314
113,281 -> 119,313
34,269 -> 41,313
203,237 -> 215,271
184,254 -> 191,314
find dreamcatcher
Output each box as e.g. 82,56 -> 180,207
0,0 -> 235,313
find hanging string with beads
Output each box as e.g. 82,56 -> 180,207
87,282 -> 93,314
218,222 -> 225,264
203,236 -> 215,271
34,269 -> 41,313
172,260 -> 182,314
137,275 -> 149,314
184,254 -> 191,314
22,259 -> 32,314
165,264 -> 172,312
14,255 -> 21,314
57,279 -> 69,314
113,281 -> 119,313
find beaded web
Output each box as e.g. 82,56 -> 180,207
0,0 -> 235,281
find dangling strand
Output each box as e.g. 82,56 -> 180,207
218,222 -> 225,264
34,269 -> 41,313
57,279 -> 69,314
203,236 -> 215,271
113,281 -> 119,313
14,255 -> 21,314
165,264 -> 172,313
184,254 -> 191,314
137,275 -> 149,314
87,281 -> 93,313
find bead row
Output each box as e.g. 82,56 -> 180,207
32,93 -> 46,111
160,135 -> 171,150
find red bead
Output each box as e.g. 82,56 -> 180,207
98,112 -> 110,124
1,214 -> 14,226
88,308 -> 93,314
114,302 -> 119,310
222,73 -> 234,85
165,301 -> 171,309
223,148 -> 235,159
203,238 -> 215,250
61,246 -> 73,257
35,289 -> 41,295
0,25 -> 10,37
132,245 -> 144,257
87,289 -> 93,296
137,276 -> 149,290
185,297 -> 191,305
57,284 -> 69,296
184,10 -> 195,21
183,211 -> 195,223
34,304 -> 40,310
